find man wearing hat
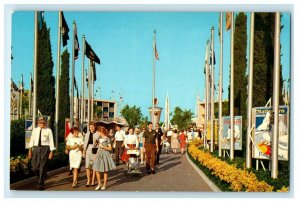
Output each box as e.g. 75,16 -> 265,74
28,116 -> 56,190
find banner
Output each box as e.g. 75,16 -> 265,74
25,120 -> 33,149
221,116 -> 242,150
252,106 -> 289,160
65,118 -> 71,140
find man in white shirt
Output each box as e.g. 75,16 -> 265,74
28,116 -> 56,190
114,124 -> 125,165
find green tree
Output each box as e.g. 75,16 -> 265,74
58,49 -> 70,142
171,107 -> 193,130
139,115 -> 149,129
120,104 -> 143,128
253,13 -> 284,107
36,20 -> 55,131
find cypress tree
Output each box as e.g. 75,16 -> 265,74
36,20 -> 55,131
58,49 -> 70,142
253,13 -> 284,107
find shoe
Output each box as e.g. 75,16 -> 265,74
37,185 -> 45,190
147,170 -> 151,175
151,169 -> 156,174
95,184 -> 102,191
91,183 -> 95,187
101,186 -> 106,190
86,184 -> 90,187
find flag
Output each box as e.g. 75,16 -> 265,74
153,30 -> 159,60
61,12 -> 70,47
226,12 -> 232,31
74,23 -> 80,60
37,11 -> 44,30
30,73 -> 33,93
91,60 -> 97,81
218,13 -> 221,37
209,50 -> 216,65
85,69 -> 89,88
74,77 -> 79,98
85,41 -> 100,64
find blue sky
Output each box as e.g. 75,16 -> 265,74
11,12 -> 291,120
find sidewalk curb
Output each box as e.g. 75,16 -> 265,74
185,152 -> 221,192
10,166 -> 69,190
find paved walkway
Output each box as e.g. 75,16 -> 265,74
15,152 -> 216,192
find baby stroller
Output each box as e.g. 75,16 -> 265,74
126,149 -> 142,177
162,139 -> 170,154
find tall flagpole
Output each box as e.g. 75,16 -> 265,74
204,40 -> 210,148
91,62 -> 94,121
271,12 -> 281,179
218,12 -> 223,157
33,11 -> 38,127
230,12 -> 235,160
87,60 -> 91,127
152,30 -> 156,128
81,35 -> 86,128
210,27 -> 215,152
29,73 -> 32,116
70,21 -> 76,127
20,75 -> 23,118
55,11 -> 62,147
246,12 -> 255,168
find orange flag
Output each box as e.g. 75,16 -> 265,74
226,12 -> 232,31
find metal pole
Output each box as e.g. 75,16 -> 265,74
55,11 -> 62,147
29,73 -> 32,116
152,30 -> 156,128
70,21 -> 75,127
33,11 -> 38,127
218,12 -> 223,157
246,12 -> 255,168
210,27 -> 215,152
91,62 -> 94,121
81,36 -> 85,129
20,77 -> 23,119
83,69 -> 87,122
87,60 -> 91,126
204,40 -> 209,148
271,12 -> 281,179
230,12 -> 235,160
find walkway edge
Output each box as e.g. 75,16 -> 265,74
10,166 -> 69,190
185,152 -> 221,192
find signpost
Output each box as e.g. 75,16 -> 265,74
252,106 -> 289,161
221,116 -> 242,150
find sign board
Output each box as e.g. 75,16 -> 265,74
65,118 -> 71,140
252,106 -> 289,160
221,116 -> 243,150
25,120 -> 33,149
25,116 -> 51,149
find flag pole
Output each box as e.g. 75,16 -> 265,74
81,35 -> 86,129
210,27 -> 215,152
91,62 -> 94,121
204,40 -> 210,149
70,21 -> 76,127
271,12 -> 281,179
55,11 -> 62,147
87,60 -> 91,126
33,11 -> 38,127
152,30 -> 156,128
230,12 -> 235,160
20,74 -> 23,119
29,73 -> 32,116
246,12 -> 255,168
218,12 -> 223,157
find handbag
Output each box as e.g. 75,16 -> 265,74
91,141 -> 98,154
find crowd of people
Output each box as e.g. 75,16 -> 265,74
27,116 -> 201,190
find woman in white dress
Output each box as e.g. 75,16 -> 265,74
66,127 -> 84,187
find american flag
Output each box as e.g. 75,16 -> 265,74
154,30 -> 159,60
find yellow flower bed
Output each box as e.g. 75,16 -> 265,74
188,141 -> 274,192
10,156 -> 31,174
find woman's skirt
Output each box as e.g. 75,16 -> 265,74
93,149 -> 116,172
85,144 -> 96,169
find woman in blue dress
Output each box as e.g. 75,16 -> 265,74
93,126 -> 116,190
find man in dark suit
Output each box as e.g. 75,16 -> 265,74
155,123 -> 163,165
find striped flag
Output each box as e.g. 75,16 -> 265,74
154,30 -> 159,60
74,23 -> 80,60
226,12 -> 232,31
